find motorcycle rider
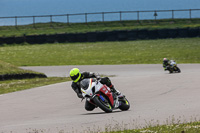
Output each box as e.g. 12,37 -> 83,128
163,58 -> 170,71
69,68 -> 121,111
163,58 -> 178,71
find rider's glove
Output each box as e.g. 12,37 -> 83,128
96,75 -> 101,80
77,93 -> 83,98
115,90 -> 121,96
95,73 -> 101,80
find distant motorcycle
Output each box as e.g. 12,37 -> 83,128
166,60 -> 181,73
80,78 -> 130,113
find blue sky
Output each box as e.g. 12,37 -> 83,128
0,0 -> 199,17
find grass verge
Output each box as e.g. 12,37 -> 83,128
0,38 -> 200,66
0,60 -> 41,75
105,122 -> 200,133
0,60 -> 47,81
0,19 -> 200,37
0,77 -> 70,95
0,60 -> 70,95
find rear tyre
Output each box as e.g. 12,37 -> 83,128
119,97 -> 130,111
93,95 -> 113,113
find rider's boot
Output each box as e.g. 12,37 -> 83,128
110,85 -> 121,96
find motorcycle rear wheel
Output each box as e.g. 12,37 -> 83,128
93,95 -> 113,113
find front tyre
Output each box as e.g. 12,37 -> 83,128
176,67 -> 181,73
119,97 -> 130,111
169,68 -> 173,73
93,95 -> 113,113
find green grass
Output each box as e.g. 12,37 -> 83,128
0,60 -> 43,75
0,77 -> 70,94
0,38 -> 200,66
0,19 -> 200,37
0,60 -> 70,95
105,122 -> 200,133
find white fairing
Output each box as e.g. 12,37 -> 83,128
170,60 -> 176,66
81,79 -> 105,98
80,78 -> 120,109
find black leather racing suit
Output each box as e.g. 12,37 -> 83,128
71,72 -> 115,98
71,71 -> 116,111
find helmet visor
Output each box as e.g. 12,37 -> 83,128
70,73 -> 80,81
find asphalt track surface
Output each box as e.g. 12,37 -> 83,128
1,64 -> 200,133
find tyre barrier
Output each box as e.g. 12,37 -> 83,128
127,29 -> 138,40
65,33 -> 77,42
35,34 -> 47,44
199,28 -> 200,36
0,37 -> 3,45
106,31 -> 118,41
168,29 -> 178,38
137,29 -> 149,39
0,73 -> 47,81
87,32 -> 97,42
25,35 -> 36,44
148,30 -> 159,39
56,33 -> 68,43
0,27 -> 199,45
158,29 -> 169,39
117,30 -> 128,41
4,36 -> 16,44
178,28 -> 189,38
15,36 -> 25,44
188,28 -> 199,37
46,34 -> 56,43
96,32 -> 107,41
76,33 -> 87,42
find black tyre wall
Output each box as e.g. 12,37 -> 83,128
1,27 -> 200,45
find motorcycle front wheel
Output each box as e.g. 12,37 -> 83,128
176,67 -> 181,73
93,95 -> 113,113
118,97 -> 130,111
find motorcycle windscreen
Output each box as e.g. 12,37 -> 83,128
80,79 -> 90,90
80,78 -> 97,90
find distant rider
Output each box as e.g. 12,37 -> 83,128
163,58 -> 177,71
69,68 -> 121,111
163,58 -> 170,71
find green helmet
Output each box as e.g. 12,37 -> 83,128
70,68 -> 81,83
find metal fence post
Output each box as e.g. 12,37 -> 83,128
85,13 -> 87,24
102,12 -> 104,22
33,16 -> 35,28
154,11 -> 158,21
50,15 -> 53,27
189,9 -> 192,19
50,15 -> 52,22
172,10 -> 174,19
137,11 -> 140,22
120,11 -> 122,21
15,16 -> 17,27
67,14 -> 69,24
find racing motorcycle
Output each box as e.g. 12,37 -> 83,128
80,78 -> 130,113
166,60 -> 181,73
